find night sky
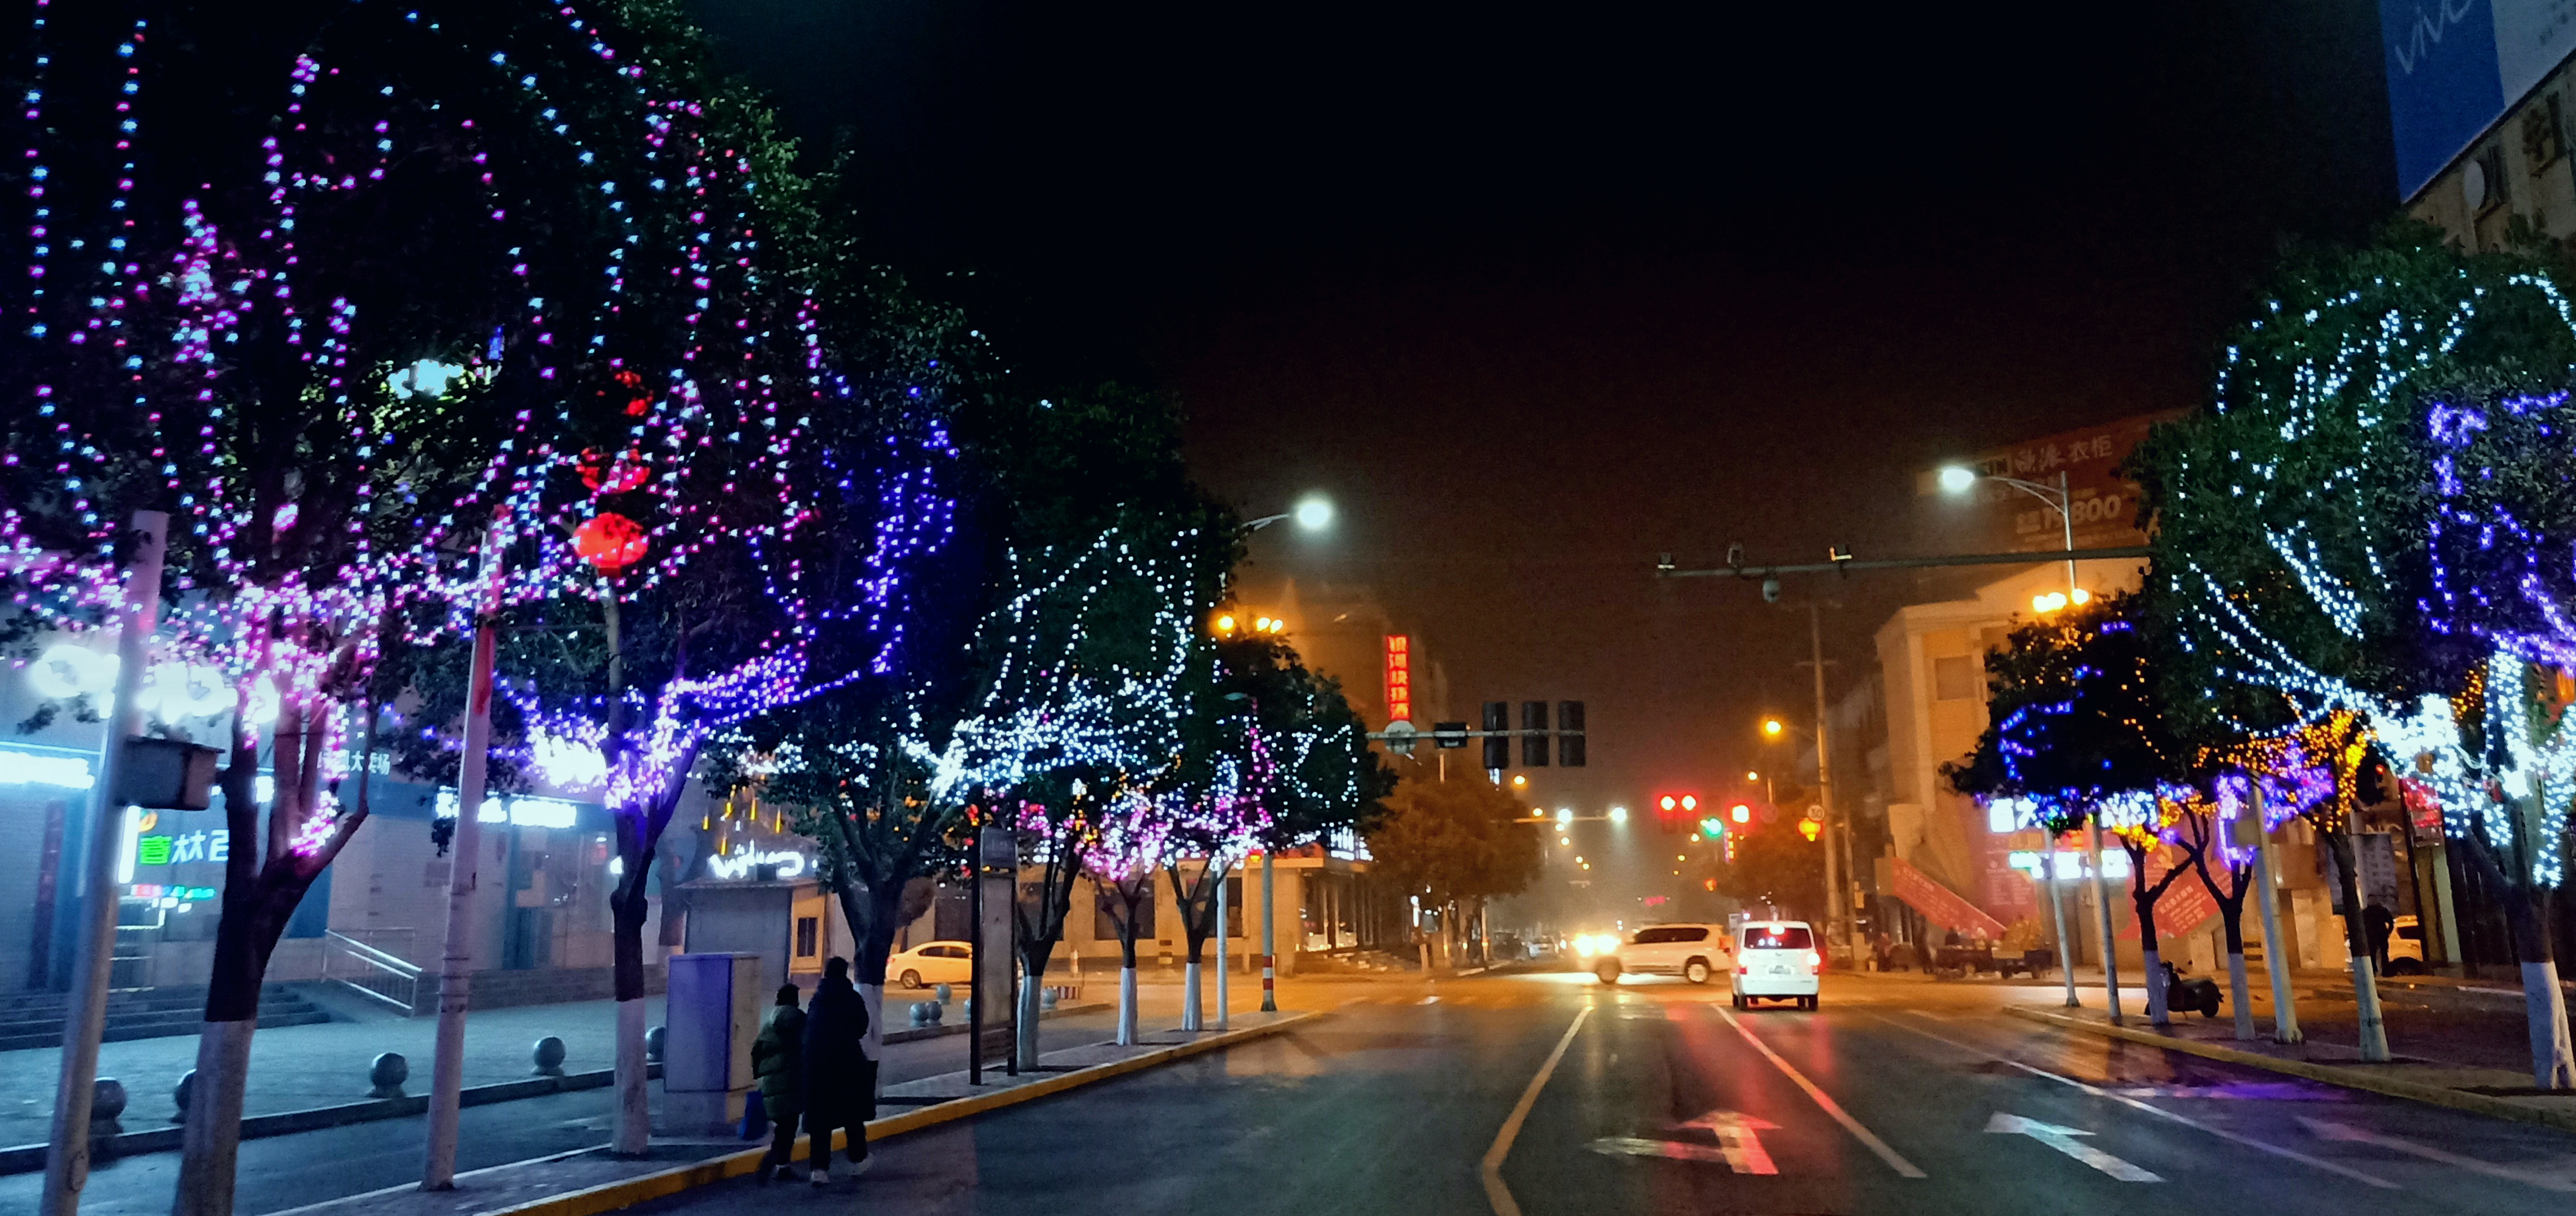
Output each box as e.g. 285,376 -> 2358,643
683,1 -> 2395,878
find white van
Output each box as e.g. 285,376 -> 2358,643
1730,920 -> 1822,1009
1593,923 -> 1733,985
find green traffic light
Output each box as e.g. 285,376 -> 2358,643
1698,817 -> 1724,840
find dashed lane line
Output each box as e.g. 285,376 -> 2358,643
1711,1005 -> 1928,1178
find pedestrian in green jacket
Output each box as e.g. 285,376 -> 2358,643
753,984 -> 806,1183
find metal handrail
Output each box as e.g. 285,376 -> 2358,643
322,929 -> 423,1013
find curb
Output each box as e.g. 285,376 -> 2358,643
480,1011 -> 1322,1216
2003,1005 -> 2576,1135
0,1063 -> 663,1175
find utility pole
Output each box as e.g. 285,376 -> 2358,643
41,510 -> 166,1216
1807,601 -> 1844,959
1259,850 -> 1277,1013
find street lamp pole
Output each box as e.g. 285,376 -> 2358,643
1805,602 -> 1850,962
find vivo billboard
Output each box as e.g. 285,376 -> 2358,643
2383,0 -> 2576,199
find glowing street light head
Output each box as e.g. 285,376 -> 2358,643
1746,770 -> 1759,781
1937,466 -> 1978,494
1762,718 -> 1785,737
1555,807 -> 1573,825
1214,613 -> 1237,634
1608,805 -> 1628,825
1512,775 -> 1527,788
1293,495 -> 1335,532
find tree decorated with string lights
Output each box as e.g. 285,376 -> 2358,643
2132,225 -> 2576,1083
1945,592 -> 2197,1019
0,1 -> 836,1202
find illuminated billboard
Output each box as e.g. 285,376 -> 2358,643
2383,0 -> 2576,198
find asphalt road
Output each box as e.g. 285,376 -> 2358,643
0,1007 -> 1123,1216
607,971 -> 2576,1215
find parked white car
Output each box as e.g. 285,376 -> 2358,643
1731,920 -> 1822,1008
1592,923 -> 1734,985
888,940 -> 975,988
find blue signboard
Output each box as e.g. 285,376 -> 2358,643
2383,0 -> 2576,198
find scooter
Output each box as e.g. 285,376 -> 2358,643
2161,960 -> 2222,1018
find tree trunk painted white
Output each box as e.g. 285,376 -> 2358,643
613,996 -> 648,1154
2249,821 -> 2301,1042
1117,966 -> 1138,1045
1214,886 -> 1230,1029
1016,975 -> 1042,1068
859,983 -> 885,1089
2523,959 -> 2576,1089
2142,948 -> 2168,1027
2227,952 -> 2256,1041
1182,962 -> 1204,1032
170,1017 -> 255,1216
2350,951 -> 2391,1061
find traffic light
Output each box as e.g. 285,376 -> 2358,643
1557,701 -> 1585,767
1521,701 -> 1549,767
1730,802 -> 1752,825
1482,701 -> 1509,771
1657,793 -> 1680,833
1697,817 -> 1724,841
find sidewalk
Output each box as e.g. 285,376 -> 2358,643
0,996 -> 668,1149
273,1010 -> 1318,1216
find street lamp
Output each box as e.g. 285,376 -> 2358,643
1244,493 -> 1335,533
1936,464 -> 2082,610
1607,805 -> 1628,825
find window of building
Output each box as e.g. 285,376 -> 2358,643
1933,654 -> 1978,701
794,916 -> 818,959
2528,95 -> 2567,172
2474,145 -> 2511,212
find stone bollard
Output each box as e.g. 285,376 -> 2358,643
933,983 -> 953,1004
531,1035 -> 567,1077
91,1077 -> 126,1139
1040,987 -> 1059,1012
645,1025 -> 666,1063
369,1052 -> 409,1099
908,1001 -> 931,1027
170,1069 -> 194,1124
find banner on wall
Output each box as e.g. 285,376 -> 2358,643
2382,0 -> 2576,198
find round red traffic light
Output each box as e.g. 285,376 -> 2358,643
1680,795 -> 1698,811
1730,803 -> 1751,824
1660,795 -> 1677,811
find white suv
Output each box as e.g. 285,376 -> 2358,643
1731,920 -> 1822,1009
1593,923 -> 1733,985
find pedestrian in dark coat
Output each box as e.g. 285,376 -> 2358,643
751,984 -> 805,1183
802,956 -> 874,1183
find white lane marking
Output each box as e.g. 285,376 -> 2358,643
1683,1108 -> 1782,1174
1712,1005 -> 1928,1178
1987,1111 -> 2163,1182
1481,1004 -> 1592,1216
2300,1117 -> 2576,1192
1877,1014 -> 2398,1190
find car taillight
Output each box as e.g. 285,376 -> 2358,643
1804,950 -> 1822,974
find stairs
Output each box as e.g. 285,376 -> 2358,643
0,984 -> 331,1051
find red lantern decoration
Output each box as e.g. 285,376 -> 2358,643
578,448 -> 650,495
574,512 -> 648,573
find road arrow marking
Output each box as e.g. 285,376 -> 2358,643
1590,1136 -> 1735,1166
1680,1109 -> 1781,1174
1986,1112 -> 2162,1182
2299,1117 -> 2576,1192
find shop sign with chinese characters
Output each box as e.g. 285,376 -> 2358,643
1383,634 -> 1412,725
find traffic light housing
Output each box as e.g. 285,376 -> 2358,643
1557,700 -> 1585,767
1482,701 -> 1509,770
1521,701 -> 1549,767
1657,793 -> 1680,833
